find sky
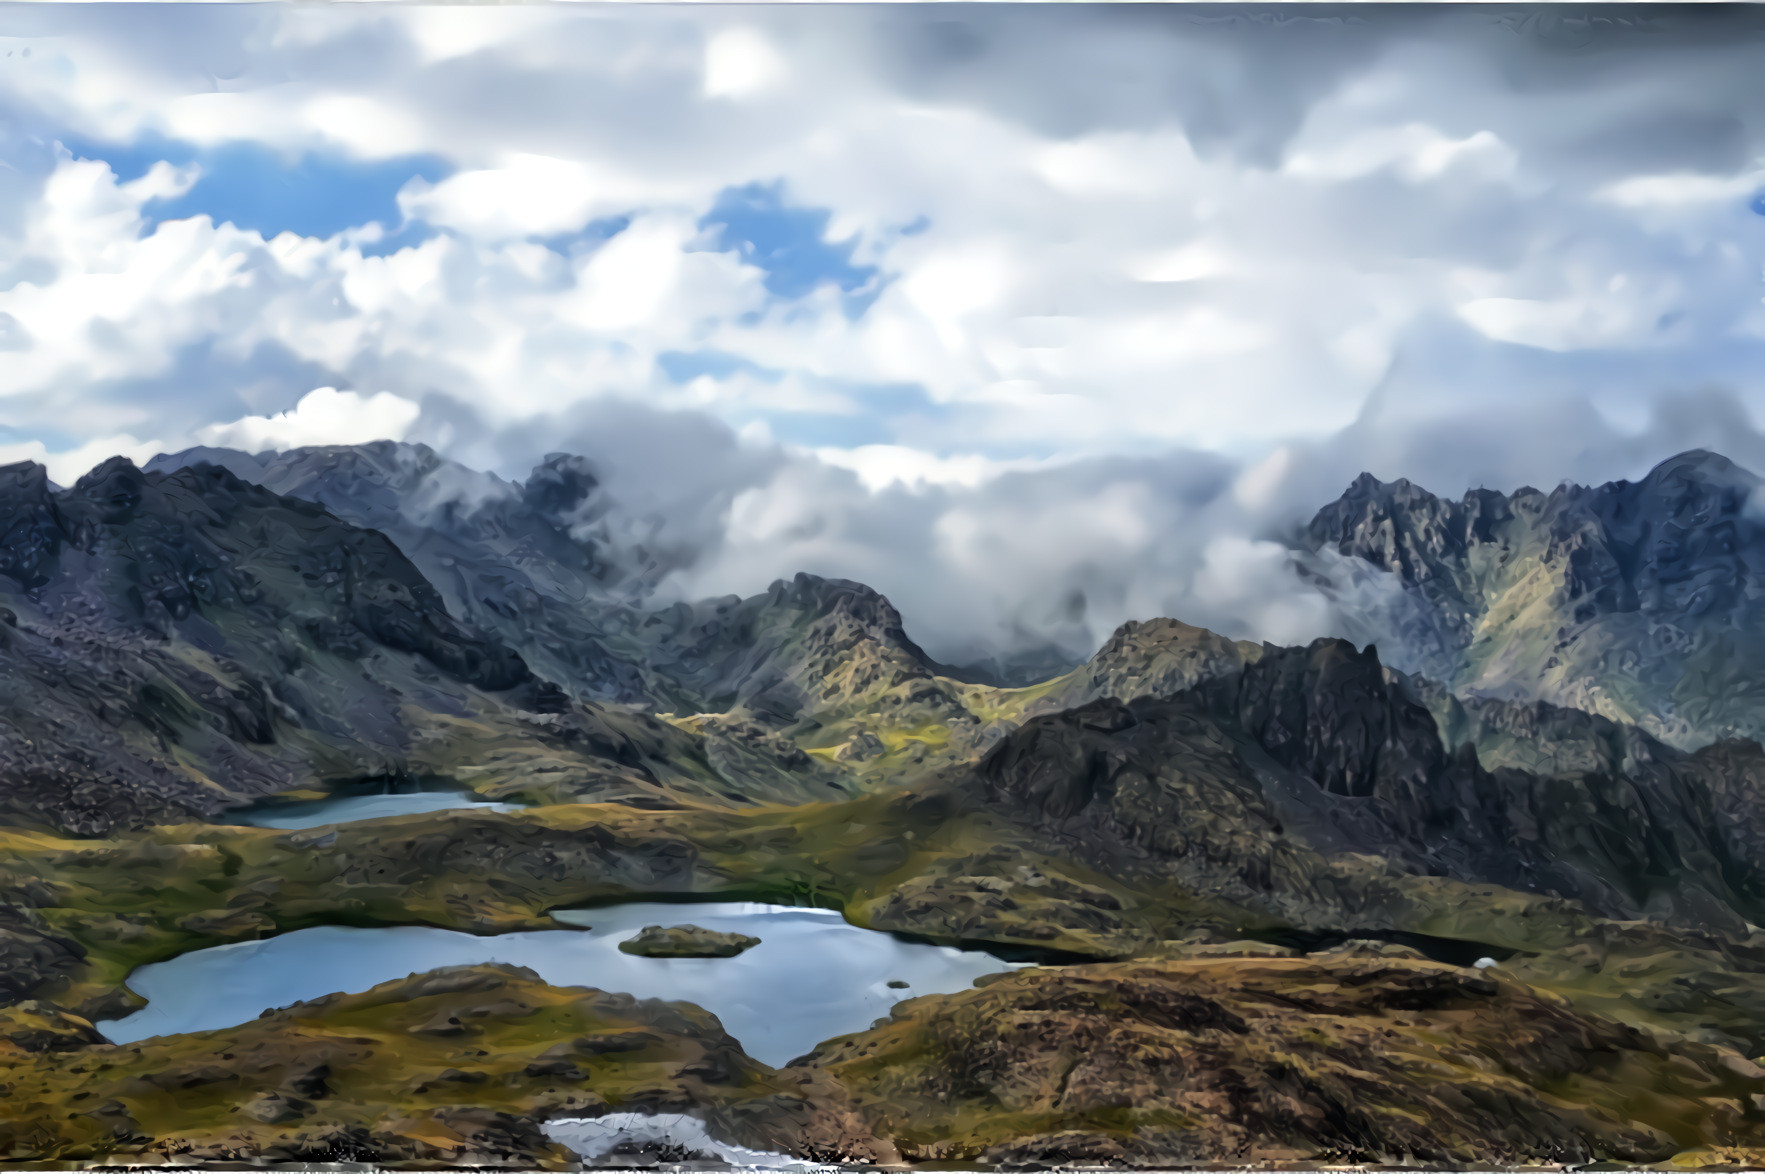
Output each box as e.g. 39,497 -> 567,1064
4,4 -> 1765,665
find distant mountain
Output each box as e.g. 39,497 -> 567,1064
148,444 -> 959,711
0,457 -> 745,832
148,444 -> 1007,794
1301,449 -> 1765,749
146,443 -> 662,705
974,629 -> 1765,935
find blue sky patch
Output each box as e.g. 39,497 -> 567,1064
1751,192 -> 1765,217
537,215 -> 632,257
698,181 -> 881,313
58,132 -> 452,241
657,348 -> 774,384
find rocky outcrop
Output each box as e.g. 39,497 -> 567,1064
1028,617 -> 1262,715
808,954 -> 1765,1166
148,446 -> 962,725
149,444 -> 660,705
0,914 -> 86,1007
1303,449 -> 1765,749
618,924 -> 760,958
146,444 -> 983,800
976,637 -> 1765,933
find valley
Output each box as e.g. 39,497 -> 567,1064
5,445 -> 1765,1166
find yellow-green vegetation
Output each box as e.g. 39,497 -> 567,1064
9,786 -> 1765,1168
12,774 -> 1765,1056
808,952 -> 1765,1167
0,793 -> 1235,1019
947,672 -> 1077,725
0,962 -> 886,1167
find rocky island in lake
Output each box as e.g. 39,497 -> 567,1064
618,924 -> 763,958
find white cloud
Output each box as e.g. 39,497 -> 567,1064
19,5 -> 1762,472
703,27 -> 786,99
1597,172 -> 1765,209
1129,240 -> 1231,284
900,248 -> 1013,340
1289,124 -> 1519,187
196,387 -> 422,453
810,444 -> 1059,492
10,6 -> 1765,659
0,435 -> 166,489
401,155 -> 670,241
1190,535 -> 1333,648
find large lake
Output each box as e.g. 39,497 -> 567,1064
96,901 -> 1021,1067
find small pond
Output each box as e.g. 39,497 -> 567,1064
96,902 -> 1022,1067
226,786 -> 522,829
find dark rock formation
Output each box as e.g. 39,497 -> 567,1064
0,457 -> 725,832
1302,449 -> 1765,748
147,445 -> 960,726
976,636 -> 1765,933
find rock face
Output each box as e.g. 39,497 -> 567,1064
809,954 -> 1765,1166
148,443 -> 986,800
1027,617 -> 1264,715
148,445 -> 961,720
148,444 -> 658,705
975,636 -> 1765,934
1302,449 -> 1765,748
0,457 -> 729,834
618,924 -> 761,958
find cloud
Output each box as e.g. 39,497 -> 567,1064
15,6 -> 1765,467
400,154 -> 664,241
196,387 -> 422,452
0,434 -> 166,489
13,6 -> 1765,660
703,28 -> 786,100
810,445 -> 1058,492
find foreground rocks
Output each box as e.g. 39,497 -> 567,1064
0,964 -> 890,1167
808,954 -> 1765,1167
7,952 -> 1764,1168
618,924 -> 761,958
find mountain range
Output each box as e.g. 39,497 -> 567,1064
4,443 -> 1765,1166
1303,448 -> 1765,749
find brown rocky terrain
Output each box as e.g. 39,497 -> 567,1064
809,950 -> 1765,1167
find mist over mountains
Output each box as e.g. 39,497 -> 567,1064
135,439 -> 1765,752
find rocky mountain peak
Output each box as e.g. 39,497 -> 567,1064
1224,637 -> 1444,799
0,461 -> 62,591
1637,447 -> 1753,488
522,453 -> 601,517
70,456 -> 149,522
1302,448 -> 1765,748
768,572 -> 914,638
